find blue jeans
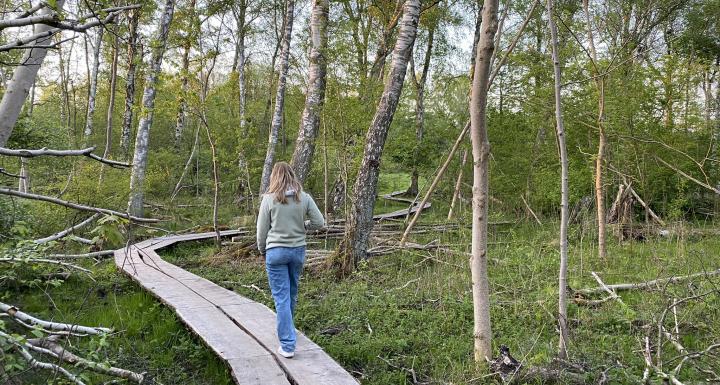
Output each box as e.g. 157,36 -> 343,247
265,246 -> 305,352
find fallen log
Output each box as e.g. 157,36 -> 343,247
0,146 -> 130,168
576,268 -> 720,295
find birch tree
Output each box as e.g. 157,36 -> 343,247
84,27 -> 104,140
406,25 -> 435,196
337,0 -> 420,275
127,0 -> 177,217
547,0 -> 570,359
260,0 -> 296,193
120,10 -> 140,158
174,0 -> 197,148
0,1 -> 66,147
290,0 -> 329,184
469,0 -> 499,363
232,0 -> 249,133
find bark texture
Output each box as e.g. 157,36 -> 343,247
259,0 -> 296,193
174,0 -> 196,148
120,10 -> 140,158
0,1 -> 65,147
84,27 -> 104,140
547,0 -> 570,359
290,0 -> 329,184
337,0 -> 420,274
469,0 -> 499,362
127,0 -> 176,217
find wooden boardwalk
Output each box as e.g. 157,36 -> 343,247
115,231 -> 358,385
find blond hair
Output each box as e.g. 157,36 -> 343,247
267,162 -> 302,204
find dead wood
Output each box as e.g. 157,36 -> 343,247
0,188 -> 157,223
33,213 -> 101,244
26,336 -> 145,383
0,146 -> 130,168
0,302 -> 111,335
576,268 -> 720,295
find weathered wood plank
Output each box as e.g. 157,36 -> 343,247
115,230 -> 357,385
221,303 -> 358,385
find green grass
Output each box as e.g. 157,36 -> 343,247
160,220 -> 720,384
2,261 -> 233,385
4,218 -> 719,384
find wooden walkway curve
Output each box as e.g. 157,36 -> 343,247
114,230 -> 358,385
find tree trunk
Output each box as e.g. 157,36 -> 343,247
97,35 -> 120,185
469,0 -> 498,363
290,0 -> 329,184
127,0 -> 176,217
235,0 -> 248,134
18,157 -> 29,193
407,27 -> 435,196
547,0 -> 570,359
120,10 -> 140,159
0,1 -> 65,147
583,0 -> 607,261
260,0 -> 296,194
84,27 -> 104,141
336,0 -> 420,275
174,0 -> 196,148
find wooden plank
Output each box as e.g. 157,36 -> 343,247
115,230 -> 357,385
221,303 -> 358,385
227,356 -> 291,385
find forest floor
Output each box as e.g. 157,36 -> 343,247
4,184 -> 719,384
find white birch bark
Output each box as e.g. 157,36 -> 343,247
84,27 -> 104,140
120,10 -> 140,158
260,0 -> 296,193
18,157 -> 29,193
0,1 -> 65,147
469,0 -> 498,362
234,0 -> 248,133
174,0 -> 196,148
337,0 -> 420,274
127,0 -> 176,217
547,0 -> 570,359
290,0 -> 329,184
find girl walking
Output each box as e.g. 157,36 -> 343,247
257,162 -> 325,358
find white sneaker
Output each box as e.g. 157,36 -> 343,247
277,346 -> 294,358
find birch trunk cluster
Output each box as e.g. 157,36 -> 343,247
260,0 -> 296,194
290,0 -> 329,184
337,0 -> 420,274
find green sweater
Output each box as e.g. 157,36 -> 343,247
256,191 -> 325,254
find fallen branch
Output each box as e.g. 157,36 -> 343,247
400,122 -> 469,245
34,214 -> 101,244
0,146 -> 130,168
0,257 -> 93,276
0,331 -> 86,385
576,268 -> 720,295
590,271 -> 625,306
0,188 -> 157,223
27,336 -> 145,383
656,156 -> 720,195
521,195 -> 542,225
47,250 -> 114,259
626,185 -> 666,226
0,302 -> 111,335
